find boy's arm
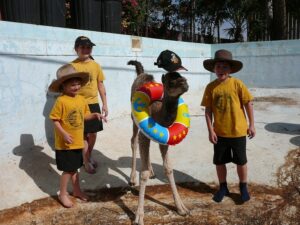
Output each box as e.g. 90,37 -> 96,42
244,101 -> 256,138
52,120 -> 73,144
204,107 -> 218,144
98,81 -> 108,117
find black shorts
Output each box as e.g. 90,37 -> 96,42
84,103 -> 103,134
213,136 -> 247,165
55,149 -> 83,172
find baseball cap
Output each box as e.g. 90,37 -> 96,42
154,50 -> 188,72
74,36 -> 96,47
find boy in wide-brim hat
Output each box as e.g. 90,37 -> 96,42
201,49 -> 255,203
49,64 -> 106,208
48,64 -> 89,93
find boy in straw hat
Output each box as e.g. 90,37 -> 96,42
201,49 -> 255,203
49,64 -> 107,208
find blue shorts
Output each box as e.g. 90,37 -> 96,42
213,136 -> 247,165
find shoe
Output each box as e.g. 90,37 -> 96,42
84,162 -> 96,174
240,182 -> 250,202
213,182 -> 230,203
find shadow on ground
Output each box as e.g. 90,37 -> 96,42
4,147 -> 299,225
265,122 -> 300,146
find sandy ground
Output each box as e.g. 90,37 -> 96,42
0,148 -> 299,224
0,88 -> 299,222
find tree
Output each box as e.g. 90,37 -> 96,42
121,0 -> 295,42
121,0 -> 180,39
121,0 -> 149,36
224,0 -> 259,42
246,0 -> 271,41
193,0 -> 227,43
286,0 -> 300,19
271,0 -> 287,40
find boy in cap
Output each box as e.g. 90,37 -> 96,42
49,64 -> 106,208
201,49 -> 255,203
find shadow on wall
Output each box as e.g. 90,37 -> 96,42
0,52 -> 69,64
11,135 -> 130,198
43,92 -> 59,150
265,122 -> 300,146
12,134 -> 59,197
0,52 -> 67,148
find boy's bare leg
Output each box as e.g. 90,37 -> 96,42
216,164 -> 227,183
237,164 -> 247,182
59,172 -> 73,208
72,172 -> 88,201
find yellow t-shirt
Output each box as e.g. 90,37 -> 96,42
201,77 -> 253,137
70,59 -> 105,104
49,95 -> 90,150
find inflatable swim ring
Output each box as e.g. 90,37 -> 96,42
131,82 -> 190,145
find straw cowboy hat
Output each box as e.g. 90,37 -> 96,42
203,49 -> 243,74
48,64 -> 89,93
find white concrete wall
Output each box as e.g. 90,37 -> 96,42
1,21 -> 300,156
0,21 -> 211,155
212,40 -> 300,88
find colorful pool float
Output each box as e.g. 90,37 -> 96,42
131,82 -> 190,145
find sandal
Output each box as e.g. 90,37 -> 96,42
84,162 -> 96,174
90,158 -> 98,168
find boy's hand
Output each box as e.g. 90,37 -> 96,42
63,133 -> 73,144
209,131 -> 218,144
247,125 -> 256,139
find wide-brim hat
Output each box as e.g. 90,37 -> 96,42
203,49 -> 243,73
154,50 -> 188,72
48,64 -> 89,93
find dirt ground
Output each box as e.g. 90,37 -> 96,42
0,89 -> 300,225
0,147 -> 299,225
